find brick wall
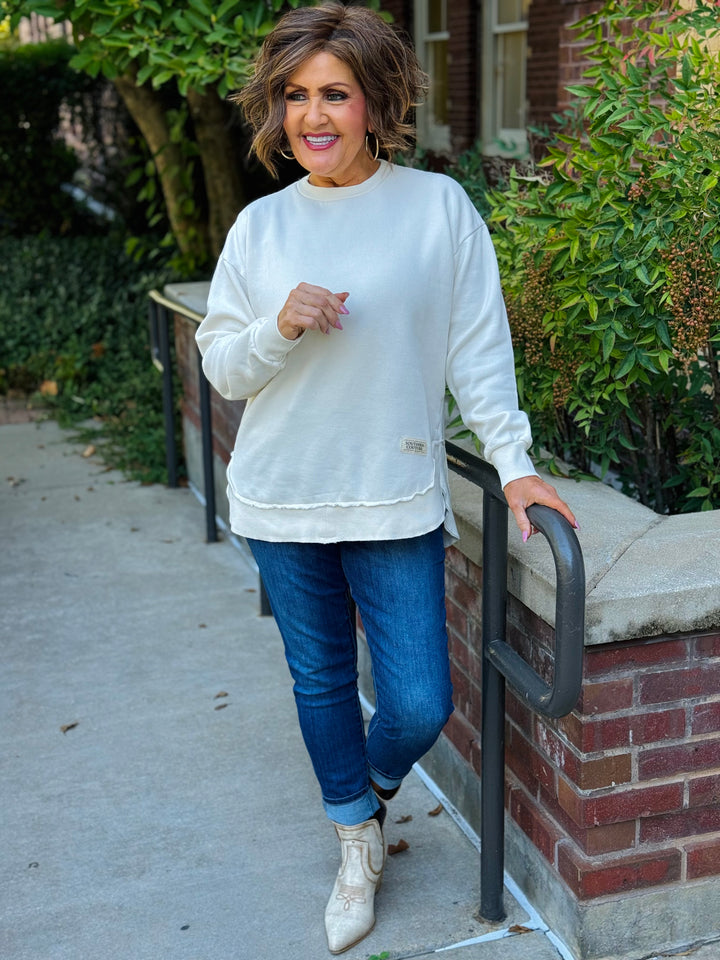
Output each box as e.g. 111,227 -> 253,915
556,1 -> 603,112
173,313 -> 244,467
447,0 -> 478,154
444,544 -> 720,902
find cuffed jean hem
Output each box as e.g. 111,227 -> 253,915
368,763 -> 404,793
323,786 -> 380,826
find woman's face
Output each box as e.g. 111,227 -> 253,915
282,51 -> 377,188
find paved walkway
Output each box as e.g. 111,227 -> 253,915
2,418 -> 718,960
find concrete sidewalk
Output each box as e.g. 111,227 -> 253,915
0,418 -> 713,960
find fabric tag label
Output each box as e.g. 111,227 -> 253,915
400,438 -> 428,456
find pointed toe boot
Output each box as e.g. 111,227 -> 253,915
324,815 -> 386,955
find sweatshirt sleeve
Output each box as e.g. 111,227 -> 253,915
445,221 -> 537,490
195,244 -> 301,401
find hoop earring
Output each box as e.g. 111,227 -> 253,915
365,132 -> 380,162
279,149 -> 295,161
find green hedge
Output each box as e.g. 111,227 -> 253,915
0,234 -> 181,482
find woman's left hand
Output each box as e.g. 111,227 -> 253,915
503,475 -> 579,543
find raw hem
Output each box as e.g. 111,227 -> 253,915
228,483 -> 454,544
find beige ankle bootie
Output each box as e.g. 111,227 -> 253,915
324,815 -> 386,955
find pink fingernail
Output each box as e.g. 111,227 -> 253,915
574,522 -> 581,531
522,531 -> 529,543
335,321 -> 343,330
339,305 -> 350,315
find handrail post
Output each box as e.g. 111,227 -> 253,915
196,346 -> 218,543
480,490 -> 509,922
148,298 -> 178,488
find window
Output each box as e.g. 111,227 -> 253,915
481,0 -> 530,155
414,0 -> 451,152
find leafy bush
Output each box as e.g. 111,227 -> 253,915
471,0 -> 720,514
0,234 -> 182,482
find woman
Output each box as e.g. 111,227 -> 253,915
196,3 -> 577,954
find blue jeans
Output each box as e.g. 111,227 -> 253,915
247,528 -> 453,826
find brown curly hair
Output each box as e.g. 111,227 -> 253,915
234,2 -> 428,178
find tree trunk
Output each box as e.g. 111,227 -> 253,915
113,70 -> 208,266
187,86 -> 247,259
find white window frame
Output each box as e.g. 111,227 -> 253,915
481,0 -> 529,156
414,0 -> 451,152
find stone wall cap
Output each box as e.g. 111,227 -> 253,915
163,281 -> 211,321
449,468 -> 719,645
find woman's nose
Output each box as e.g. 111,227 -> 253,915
305,96 -> 327,126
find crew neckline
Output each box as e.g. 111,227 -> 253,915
296,159 -> 391,201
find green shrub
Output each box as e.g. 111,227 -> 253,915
0,234 -> 182,482
473,0 -> 720,514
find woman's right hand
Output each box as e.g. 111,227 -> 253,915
277,282 -> 350,340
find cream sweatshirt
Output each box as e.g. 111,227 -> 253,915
196,160 -> 536,543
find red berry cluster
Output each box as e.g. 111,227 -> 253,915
662,238 -> 720,358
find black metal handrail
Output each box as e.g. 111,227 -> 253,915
446,440 -> 585,922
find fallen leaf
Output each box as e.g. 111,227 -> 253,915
395,814 -> 413,824
214,691 -> 228,699
428,803 -> 443,817
60,722 -> 79,734
388,839 -> 409,856
198,623 -> 207,629
82,444 -> 95,458
7,476 -> 25,487
40,380 -> 58,396
214,703 -> 228,711
508,925 -> 533,935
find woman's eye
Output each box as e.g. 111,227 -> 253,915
285,92 -> 306,102
326,91 -> 347,102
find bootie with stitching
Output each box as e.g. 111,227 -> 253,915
324,812 -> 386,955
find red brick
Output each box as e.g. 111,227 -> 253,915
506,690 -> 534,737
695,634 -> 720,659
583,821 -> 636,856
640,806 -> 720,844
443,711 -> 477,764
578,679 -> 634,715
466,556 -> 482,590
639,666 -> 720,705
688,774 -> 720,808
584,638 -> 689,678
557,843 -> 681,899
448,617 -> 470,665
638,738 -> 720,780
538,783 -> 637,856
557,777 -> 683,827
445,573 -> 482,621
686,837 -> 720,879
691,701 -> 720,735
445,546 -> 468,580
507,725 -> 555,796
631,709 -> 686,744
535,723 -> 580,781
576,753 -> 633,791
509,787 -> 563,863
559,713 -> 631,752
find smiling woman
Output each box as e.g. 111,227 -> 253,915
197,2 -> 578,954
